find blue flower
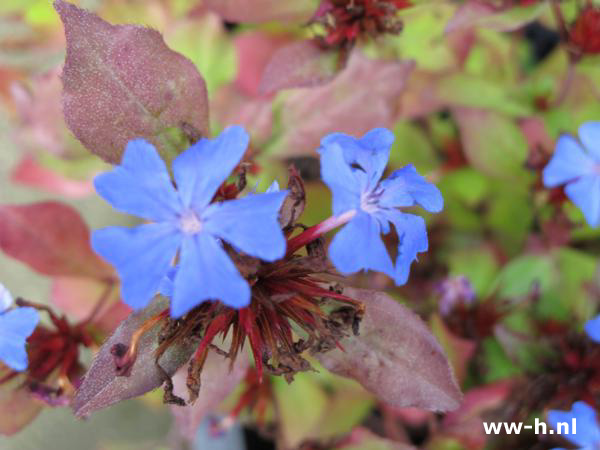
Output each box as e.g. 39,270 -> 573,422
0,283 -> 39,371
319,128 -> 443,285
92,126 -> 288,317
547,401 -> 600,449
584,314 -> 600,342
543,122 -> 600,227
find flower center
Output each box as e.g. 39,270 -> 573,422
360,189 -> 381,214
179,210 -> 203,234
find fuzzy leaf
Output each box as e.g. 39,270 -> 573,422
0,201 -> 114,278
317,288 -> 462,412
54,0 -> 209,163
73,297 -> 196,417
170,351 -> 249,441
259,39 -> 343,94
203,0 -> 316,24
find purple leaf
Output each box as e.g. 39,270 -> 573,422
278,52 -> 414,156
0,201 -> 114,279
317,288 -> 462,412
73,297 -> 196,417
203,0 -> 315,24
259,39 -> 343,94
170,351 -> 249,441
54,0 -> 209,163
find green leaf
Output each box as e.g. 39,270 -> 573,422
440,76 -> 531,116
454,108 -> 530,179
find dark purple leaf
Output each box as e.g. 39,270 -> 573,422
317,288 -> 462,412
73,297 -> 196,417
54,0 -> 209,163
259,39 -> 343,94
0,202 -> 114,278
170,351 -> 249,441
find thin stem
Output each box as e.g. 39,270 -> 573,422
286,209 -> 357,256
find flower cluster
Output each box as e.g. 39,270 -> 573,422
92,126 -> 288,317
543,122 -> 600,227
312,0 -> 410,48
90,125 -> 443,399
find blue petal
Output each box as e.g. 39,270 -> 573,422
203,191 -> 288,261
159,266 -> 178,299
92,224 -> 182,310
584,315 -> 600,343
171,234 -> 251,317
565,175 -> 600,227
321,129 -> 392,192
543,135 -> 595,188
379,164 -> 444,213
357,127 -> 395,185
383,210 -> 428,285
0,283 -> 13,312
319,143 -> 361,215
266,180 -> 280,193
547,402 -> 600,448
0,307 -> 39,371
328,212 -> 394,277
94,139 -> 182,221
579,122 -> 600,161
173,126 -> 249,211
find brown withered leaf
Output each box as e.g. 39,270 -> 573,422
0,201 -> 114,279
279,165 -> 306,228
54,0 -> 209,163
73,297 -> 196,417
317,288 -> 462,412
170,351 -> 249,441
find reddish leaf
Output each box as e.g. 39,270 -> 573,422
203,0 -> 315,24
259,39 -> 343,94
445,1 -> 546,33
170,351 -> 249,440
0,375 -> 43,436
278,52 -> 414,156
440,381 -> 514,448
0,202 -> 114,278
73,297 -> 196,417
51,277 -> 128,333
234,31 -> 291,97
11,155 -> 94,198
317,288 -> 462,412
210,88 -> 273,146
54,0 -> 209,163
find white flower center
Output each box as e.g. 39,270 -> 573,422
179,210 -> 203,234
360,190 -> 380,214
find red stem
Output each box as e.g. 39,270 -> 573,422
285,210 -> 356,256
